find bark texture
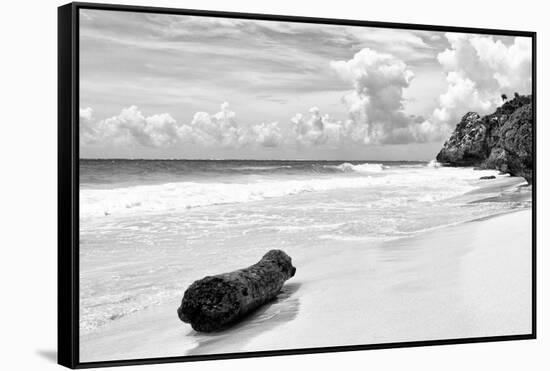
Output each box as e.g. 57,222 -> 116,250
177,250 -> 296,332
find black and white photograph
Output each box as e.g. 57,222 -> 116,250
73,4 -> 534,364
5,0 -> 550,370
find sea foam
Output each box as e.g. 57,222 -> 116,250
81,176 -> 382,217
80,164 -> 502,218
327,162 -> 386,173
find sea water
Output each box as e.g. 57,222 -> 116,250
79,159 -> 530,335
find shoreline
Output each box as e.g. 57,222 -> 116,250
80,201 -> 532,362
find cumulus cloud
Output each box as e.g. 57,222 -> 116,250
290,107 -> 343,147
184,102 -> 284,148
80,102 -> 284,149
80,105 -> 182,147
290,48 -> 443,146
432,34 -> 532,127
329,48 -> 426,144
251,121 -> 283,147
188,102 -> 250,147
320,36 -> 532,145
79,107 -> 93,121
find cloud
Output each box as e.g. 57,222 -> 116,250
79,107 -> 93,121
323,36 -> 532,145
187,102 -> 250,147
432,72 -> 493,123
290,48 -> 444,146
186,102 -> 284,148
345,28 -> 439,64
330,48 -> 423,144
432,34 -> 532,126
251,122 -> 284,148
290,107 -> 343,147
80,102 -> 285,149
80,106 -> 182,148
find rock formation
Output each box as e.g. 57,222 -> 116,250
436,94 -> 533,184
177,250 -> 296,332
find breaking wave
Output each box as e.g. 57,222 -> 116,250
326,162 -> 386,173
80,176 -> 384,217
80,164 -> 503,218
427,160 -> 442,168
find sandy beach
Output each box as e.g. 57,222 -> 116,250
80,205 -> 532,362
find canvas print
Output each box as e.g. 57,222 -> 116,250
78,8 -> 533,362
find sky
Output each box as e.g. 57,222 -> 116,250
79,9 -> 532,160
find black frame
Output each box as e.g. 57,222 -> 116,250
58,2 -> 537,368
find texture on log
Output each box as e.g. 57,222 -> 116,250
177,250 -> 296,332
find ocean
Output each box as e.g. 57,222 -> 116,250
79,159 -> 530,336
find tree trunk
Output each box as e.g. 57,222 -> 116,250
177,250 -> 296,332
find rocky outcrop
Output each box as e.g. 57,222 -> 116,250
177,250 -> 296,332
436,94 -> 533,184
435,112 -> 488,166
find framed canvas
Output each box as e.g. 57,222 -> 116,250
58,2 -> 536,368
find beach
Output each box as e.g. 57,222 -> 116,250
80,208 -> 532,361
79,160 -> 532,362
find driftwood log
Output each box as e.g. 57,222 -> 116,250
177,250 -> 296,332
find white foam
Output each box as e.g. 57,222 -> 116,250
81,176 -> 381,217
80,166 -> 502,218
427,160 -> 442,168
328,162 -> 386,173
